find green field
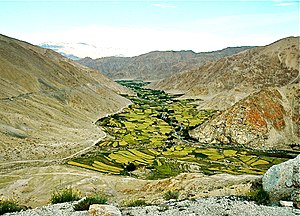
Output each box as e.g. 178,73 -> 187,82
68,80 -> 291,179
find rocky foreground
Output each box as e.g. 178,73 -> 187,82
3,155 -> 300,216
4,197 -> 300,216
122,197 -> 300,216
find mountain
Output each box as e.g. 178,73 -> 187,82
149,36 -> 299,150
190,84 -> 299,150
150,37 -> 299,110
77,47 -> 253,80
0,34 -> 131,163
39,42 -> 125,60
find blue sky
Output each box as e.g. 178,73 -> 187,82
0,0 -> 299,56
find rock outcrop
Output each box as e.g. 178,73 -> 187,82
89,204 -> 121,216
190,84 -> 299,150
262,154 -> 300,206
77,47 -> 252,80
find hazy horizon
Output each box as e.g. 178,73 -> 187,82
1,0 -> 299,57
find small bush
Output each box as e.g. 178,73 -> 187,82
247,187 -> 269,205
124,199 -> 147,207
163,191 -> 180,200
73,194 -> 107,211
49,187 -> 81,204
124,163 -> 136,172
0,198 -> 27,214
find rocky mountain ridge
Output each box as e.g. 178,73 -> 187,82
150,37 -> 299,109
77,46 -> 253,80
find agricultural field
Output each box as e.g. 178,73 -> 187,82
68,80 -> 291,179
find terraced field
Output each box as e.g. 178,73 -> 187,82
68,80 -> 291,179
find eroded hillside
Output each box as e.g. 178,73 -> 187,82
0,34 -> 131,164
190,84 -> 300,150
150,37 -> 299,110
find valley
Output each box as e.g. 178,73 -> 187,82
0,34 -> 298,213
68,80 -> 294,179
0,0 -> 299,213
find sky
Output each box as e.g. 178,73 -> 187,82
0,0 -> 299,57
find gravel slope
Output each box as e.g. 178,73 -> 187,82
4,197 -> 300,216
122,197 -> 300,216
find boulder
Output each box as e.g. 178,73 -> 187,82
89,204 -> 122,216
262,154 -> 300,206
279,200 -> 294,207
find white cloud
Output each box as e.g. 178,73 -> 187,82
4,10 -> 297,58
12,24 -> 290,57
152,3 -> 176,9
5,25 -> 227,56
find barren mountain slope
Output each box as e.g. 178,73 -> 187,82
0,34 -> 131,163
77,47 -> 252,80
150,36 -> 299,150
190,83 -> 300,150
150,37 -> 299,109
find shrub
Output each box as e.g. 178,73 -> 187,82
124,199 -> 147,207
163,191 -> 180,200
124,163 -> 136,172
0,198 -> 27,214
247,187 -> 269,205
73,194 -> 107,211
49,187 -> 81,204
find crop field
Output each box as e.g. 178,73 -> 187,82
68,80 -> 291,179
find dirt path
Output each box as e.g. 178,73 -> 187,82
288,70 -> 300,85
0,106 -> 129,169
1,171 -> 101,178
0,135 -> 105,167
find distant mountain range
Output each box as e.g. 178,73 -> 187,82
39,42 -> 125,60
149,37 -> 299,104
77,46 -> 253,80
